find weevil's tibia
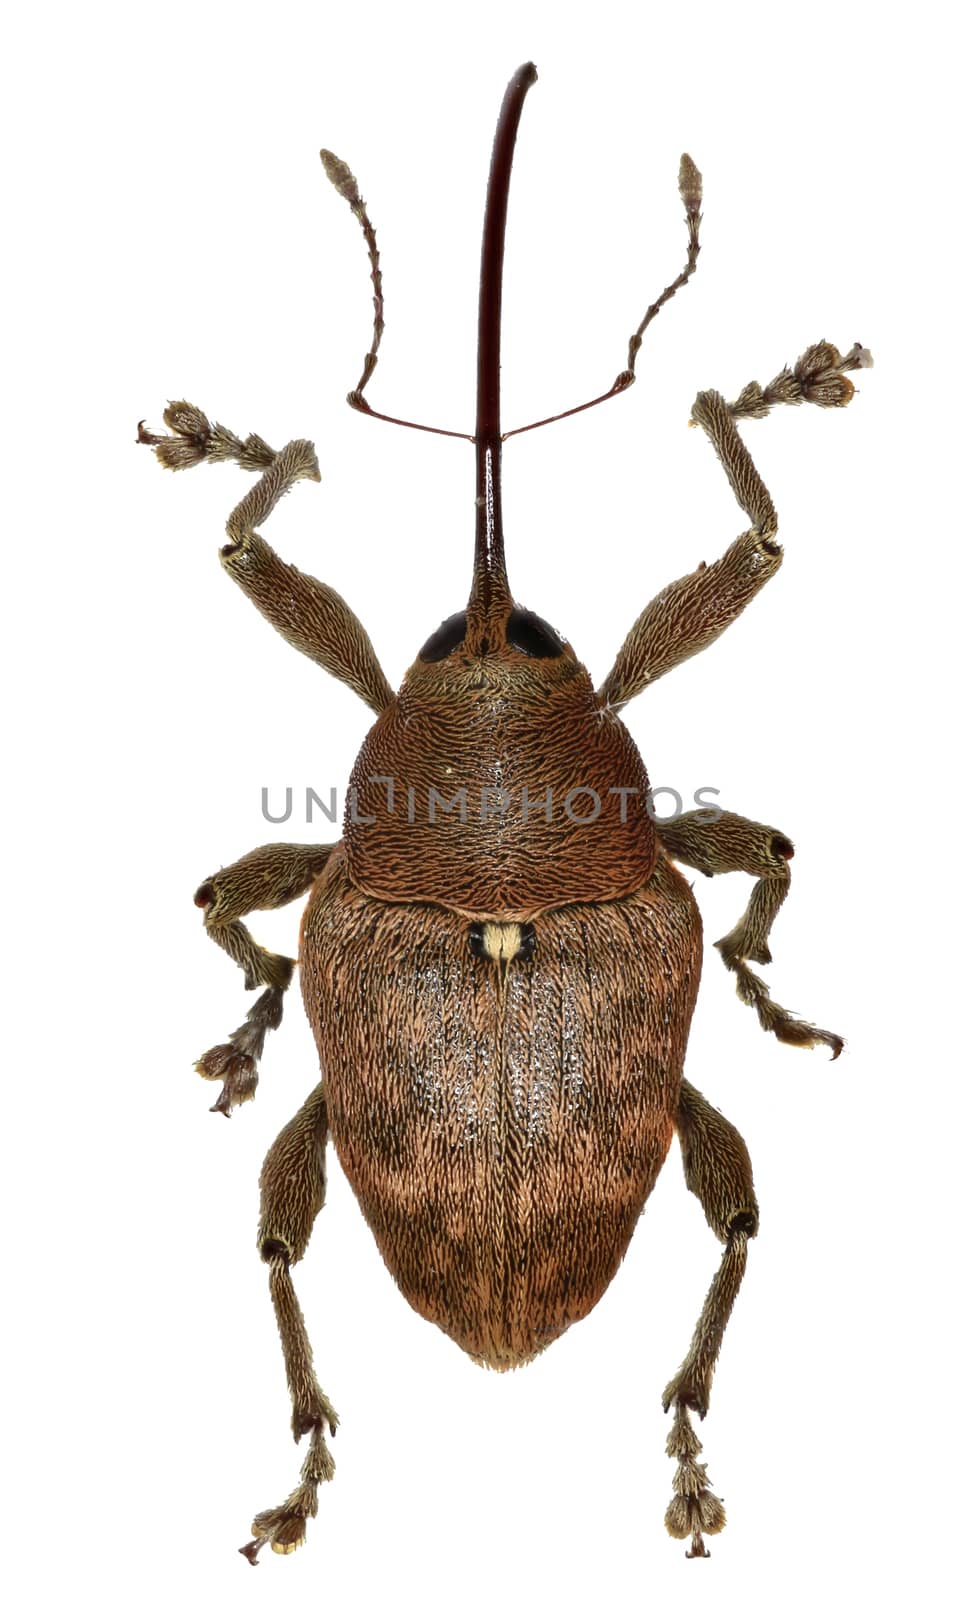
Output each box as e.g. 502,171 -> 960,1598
662,1082 -> 758,1555
662,1230 -> 750,1554
240,1086 -> 338,1563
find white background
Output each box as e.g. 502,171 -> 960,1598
3,3 -> 971,1597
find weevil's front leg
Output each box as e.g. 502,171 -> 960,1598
138,404 -> 395,715
662,1080 -> 758,1558
598,343 -> 871,709
657,809 -> 842,1054
194,842 -> 334,1114
239,1084 -> 338,1564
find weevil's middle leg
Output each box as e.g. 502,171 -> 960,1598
239,1084 -> 338,1564
194,842 -> 334,1114
657,809 -> 843,1054
661,1080 -> 758,1557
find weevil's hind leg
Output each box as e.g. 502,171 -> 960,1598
194,842 -> 334,1114
137,404 -> 395,715
662,1080 -> 758,1558
239,1084 -> 338,1564
657,809 -> 843,1054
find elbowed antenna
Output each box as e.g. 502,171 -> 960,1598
322,69 -> 703,648
323,124 -> 702,447
465,62 -> 537,652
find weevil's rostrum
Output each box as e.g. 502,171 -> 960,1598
139,61 -> 870,1564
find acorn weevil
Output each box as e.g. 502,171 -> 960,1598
139,61 -> 871,1562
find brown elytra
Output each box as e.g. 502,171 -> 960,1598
302,845 -> 699,1369
141,57 -> 868,1565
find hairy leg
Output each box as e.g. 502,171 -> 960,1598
657,808 -> 842,1055
662,1080 -> 758,1558
239,1084 -> 338,1563
598,342 -> 871,709
138,403 -> 395,714
194,842 -> 334,1113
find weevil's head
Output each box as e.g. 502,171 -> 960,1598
404,597 -> 585,699
401,429 -> 588,702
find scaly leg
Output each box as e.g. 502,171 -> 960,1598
194,842 -> 334,1113
662,1080 -> 758,1558
239,1084 -> 338,1564
138,403 -> 395,714
657,808 -> 842,1055
598,341 -> 871,709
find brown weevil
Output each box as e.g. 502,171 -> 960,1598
139,61 -> 871,1562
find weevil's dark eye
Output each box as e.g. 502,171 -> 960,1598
505,607 -> 564,658
419,611 -> 467,662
